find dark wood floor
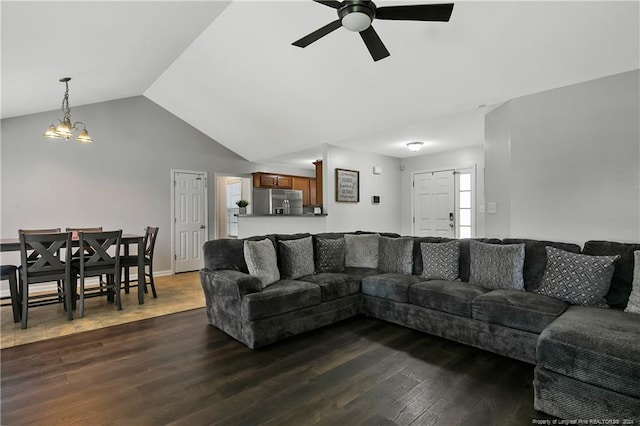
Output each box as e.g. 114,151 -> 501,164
1,309 -> 552,425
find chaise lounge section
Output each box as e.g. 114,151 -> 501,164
199,232 -> 640,420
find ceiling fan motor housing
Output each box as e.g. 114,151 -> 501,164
338,1 -> 376,32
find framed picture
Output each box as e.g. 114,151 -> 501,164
335,168 -> 360,203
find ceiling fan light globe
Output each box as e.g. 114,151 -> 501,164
341,12 -> 371,32
407,142 -> 424,152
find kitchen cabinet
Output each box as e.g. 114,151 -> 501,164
253,173 -> 292,189
292,177 -> 311,206
253,163 -> 322,207
309,178 -> 317,206
313,161 -> 323,206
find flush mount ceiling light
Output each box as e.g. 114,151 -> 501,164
43,77 -> 93,143
406,142 -> 424,152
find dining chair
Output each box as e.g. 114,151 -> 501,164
121,226 -> 159,298
18,231 -> 73,329
1,265 -> 20,323
71,230 -> 122,318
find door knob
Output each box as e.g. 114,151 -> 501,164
449,223 -> 454,229
200,225 -> 206,229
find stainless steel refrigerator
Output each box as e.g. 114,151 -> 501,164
252,188 -> 303,215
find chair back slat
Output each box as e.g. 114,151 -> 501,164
19,229 -> 63,262
19,232 -> 71,276
79,230 -> 122,271
144,227 -> 159,257
66,227 -> 103,257
19,228 -> 61,235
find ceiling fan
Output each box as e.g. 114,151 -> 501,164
293,0 -> 454,62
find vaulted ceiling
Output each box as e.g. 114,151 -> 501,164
2,1 -> 638,166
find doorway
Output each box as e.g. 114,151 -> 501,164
413,170 -> 456,237
171,170 -> 207,273
412,166 -> 476,238
215,175 -> 252,239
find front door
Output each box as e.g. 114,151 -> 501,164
413,170 -> 455,237
173,171 -> 207,273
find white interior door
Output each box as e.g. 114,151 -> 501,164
173,171 -> 207,273
413,170 -> 455,237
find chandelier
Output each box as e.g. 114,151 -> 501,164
43,77 -> 93,143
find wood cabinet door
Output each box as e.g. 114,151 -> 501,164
276,176 -> 292,189
292,177 -> 310,205
259,174 -> 279,187
309,178 -> 317,205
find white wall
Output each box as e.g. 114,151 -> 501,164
485,70 -> 640,244
399,146 -> 485,237
324,145 -> 402,234
0,96 -> 319,276
484,103 -> 512,238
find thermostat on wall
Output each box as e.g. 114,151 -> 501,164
372,196 -> 380,204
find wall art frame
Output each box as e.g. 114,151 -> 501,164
335,168 -> 360,203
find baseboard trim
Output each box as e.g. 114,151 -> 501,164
0,269 -> 174,299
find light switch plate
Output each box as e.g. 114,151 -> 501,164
487,202 -> 497,214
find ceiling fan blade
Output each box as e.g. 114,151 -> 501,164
375,3 -> 454,22
359,26 -> 390,62
313,0 -> 342,9
292,20 -> 342,48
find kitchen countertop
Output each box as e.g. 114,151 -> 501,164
238,214 -> 327,217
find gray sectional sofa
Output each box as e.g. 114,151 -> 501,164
199,232 -> 640,421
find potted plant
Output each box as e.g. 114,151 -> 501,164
236,199 -> 249,214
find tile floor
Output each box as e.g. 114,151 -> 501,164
0,271 -> 205,349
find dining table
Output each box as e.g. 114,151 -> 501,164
0,233 -> 147,305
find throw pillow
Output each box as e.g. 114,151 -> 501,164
421,240 -> 460,281
535,246 -> 620,307
345,233 -> 379,269
469,240 -> 525,290
314,237 -> 345,273
244,238 -> 280,288
379,236 -> 413,274
625,251 -> 640,314
278,236 -> 315,279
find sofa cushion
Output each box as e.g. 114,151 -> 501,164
625,251 -> 640,314
469,240 -> 525,290
361,273 -> 421,303
583,240 -> 640,308
378,236 -> 413,275
314,237 -> 345,273
503,238 -> 582,291
299,272 -> 360,301
458,238 -> 503,282
345,233 -> 379,268
241,280 -> 321,321
244,238 -> 280,288
472,289 -> 568,334
344,267 -> 380,282
203,238 -> 248,273
420,240 -> 460,281
537,305 -> 640,398
408,281 -> 489,318
412,236 -> 442,275
278,236 -> 315,279
535,247 -> 619,307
